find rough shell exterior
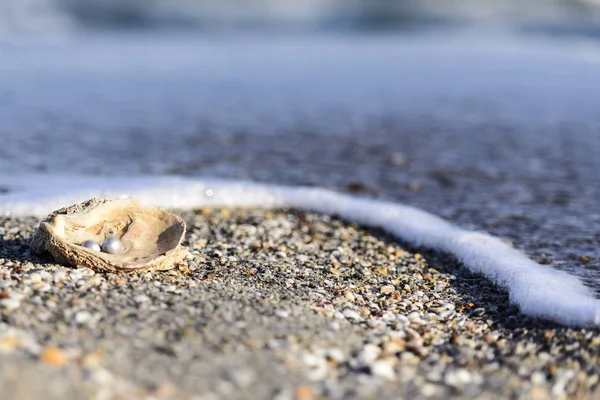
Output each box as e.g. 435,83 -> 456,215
30,198 -> 187,273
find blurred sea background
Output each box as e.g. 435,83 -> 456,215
0,1 -> 599,285
2,0 -> 600,173
4,0 -> 600,34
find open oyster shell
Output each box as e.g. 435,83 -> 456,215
30,198 -> 187,272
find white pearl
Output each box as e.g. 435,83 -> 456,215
82,240 -> 101,252
102,237 -> 123,255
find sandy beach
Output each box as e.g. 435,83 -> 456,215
0,207 -> 598,399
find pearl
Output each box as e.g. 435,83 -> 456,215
102,237 -> 123,255
82,240 -> 101,252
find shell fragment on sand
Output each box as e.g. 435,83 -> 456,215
30,198 -> 187,273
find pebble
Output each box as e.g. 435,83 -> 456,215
53,270 -> 68,283
439,309 -> 455,320
226,369 -> 255,388
370,359 -> 396,381
296,255 -> 309,263
342,309 -> 361,321
358,344 -> 381,365
294,385 -> 315,400
40,347 -> 67,367
382,339 -> 405,355
0,280 -> 12,289
275,309 -> 290,318
0,298 -> 20,310
87,276 -> 103,287
407,311 -> 421,322
75,311 -> 93,324
133,294 -> 150,303
444,369 -> 473,388
326,348 -> 345,364
380,285 -> 395,294
302,353 -> 329,381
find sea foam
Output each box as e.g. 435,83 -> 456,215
1,174 -> 598,328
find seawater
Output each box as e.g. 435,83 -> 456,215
2,31 -> 600,174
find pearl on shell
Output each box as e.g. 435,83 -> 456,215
102,237 -> 123,255
82,240 -> 101,252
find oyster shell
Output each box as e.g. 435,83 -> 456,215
30,198 -> 187,272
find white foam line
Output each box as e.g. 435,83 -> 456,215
1,174 -> 599,327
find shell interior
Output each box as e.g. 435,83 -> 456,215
32,198 -> 187,271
